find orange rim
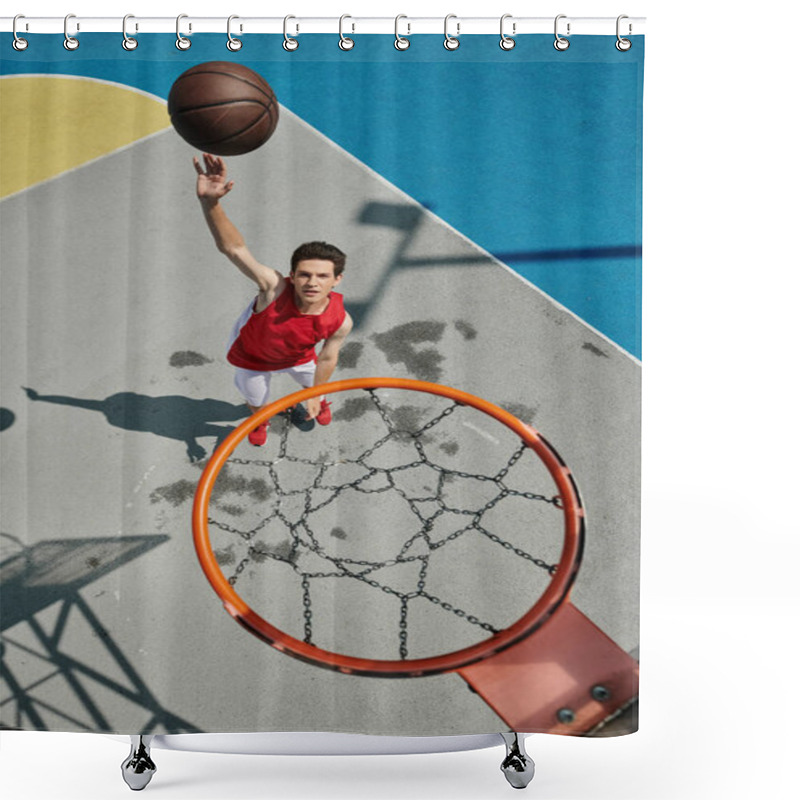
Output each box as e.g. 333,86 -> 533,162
192,378 -> 585,677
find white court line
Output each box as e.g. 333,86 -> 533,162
461,420 -> 500,445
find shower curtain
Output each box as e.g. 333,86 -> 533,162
0,27 -> 643,739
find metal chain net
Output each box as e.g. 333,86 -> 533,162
207,388 -> 566,661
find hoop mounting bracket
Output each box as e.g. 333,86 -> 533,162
457,602 -> 639,733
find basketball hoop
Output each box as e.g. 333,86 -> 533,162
194,377 -> 582,674
193,378 -> 637,732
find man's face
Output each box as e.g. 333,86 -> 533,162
290,259 -> 342,301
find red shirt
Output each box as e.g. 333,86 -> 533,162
227,279 -> 346,371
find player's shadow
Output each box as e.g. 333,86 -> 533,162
0,532 -> 202,733
23,388 -> 248,462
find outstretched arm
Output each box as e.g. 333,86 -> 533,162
194,153 -> 282,293
23,387 -> 103,412
306,314 -> 354,420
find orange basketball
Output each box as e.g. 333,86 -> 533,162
168,61 -> 279,156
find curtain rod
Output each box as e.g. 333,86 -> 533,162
1,16 -> 645,37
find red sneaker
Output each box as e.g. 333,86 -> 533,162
316,399 -> 332,426
248,421 -> 269,446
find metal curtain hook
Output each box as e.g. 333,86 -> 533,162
122,14 -> 138,50
394,14 -> 410,50
444,14 -> 460,51
554,14 -> 570,51
176,14 -> 191,50
12,14 -> 29,51
616,14 -> 632,51
339,14 -> 355,50
283,15 -> 299,51
227,15 -> 242,51
64,13 -> 79,50
500,14 -> 516,50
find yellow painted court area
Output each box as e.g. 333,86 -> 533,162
0,76 -> 170,199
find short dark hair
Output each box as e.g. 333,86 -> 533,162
291,241 -> 346,277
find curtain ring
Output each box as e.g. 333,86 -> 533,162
227,15 -> 242,51
12,14 -> 29,51
122,14 -> 138,50
394,15 -> 410,50
499,14 -> 516,50
443,14 -> 460,51
339,14 -> 355,50
63,13 -> 79,50
616,15 -> 632,51
283,15 -> 299,51
176,14 -> 191,50
553,14 -> 570,51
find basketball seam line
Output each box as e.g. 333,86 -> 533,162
188,107 -> 272,148
172,98 -> 272,113
172,71 -> 275,104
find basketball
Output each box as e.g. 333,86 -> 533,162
167,62 -> 279,156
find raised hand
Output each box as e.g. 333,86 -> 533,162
193,153 -> 234,201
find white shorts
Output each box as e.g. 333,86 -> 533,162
234,360 -> 319,408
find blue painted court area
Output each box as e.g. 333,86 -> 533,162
2,33 -> 643,358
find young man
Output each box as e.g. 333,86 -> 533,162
194,153 -> 353,446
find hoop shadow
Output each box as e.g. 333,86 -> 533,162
0,533 -> 202,733
23,388 -> 248,462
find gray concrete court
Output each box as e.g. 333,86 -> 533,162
0,107 -> 640,736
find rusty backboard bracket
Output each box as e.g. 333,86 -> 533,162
457,601 -> 639,734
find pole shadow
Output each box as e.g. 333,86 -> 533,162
354,198 -> 640,335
